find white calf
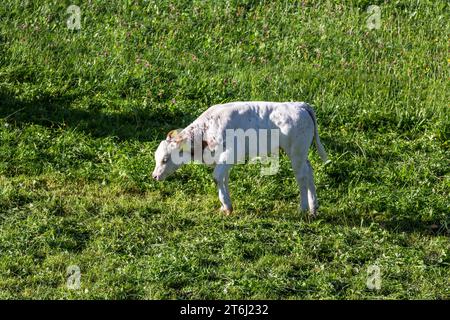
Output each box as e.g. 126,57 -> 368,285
152,101 -> 328,216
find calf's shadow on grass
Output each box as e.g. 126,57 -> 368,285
318,137 -> 448,236
0,87 -> 186,141
253,199 -> 447,236
318,210 -> 448,236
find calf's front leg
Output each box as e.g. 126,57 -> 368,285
213,164 -> 233,215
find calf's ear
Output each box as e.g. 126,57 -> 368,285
175,135 -> 190,152
166,129 -> 189,152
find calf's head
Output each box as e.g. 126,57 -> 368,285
152,129 -> 187,181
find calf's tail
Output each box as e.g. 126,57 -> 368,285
303,103 -> 329,163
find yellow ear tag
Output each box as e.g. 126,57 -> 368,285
166,129 -> 179,140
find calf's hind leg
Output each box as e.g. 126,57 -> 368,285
288,149 -> 309,214
304,160 -> 318,216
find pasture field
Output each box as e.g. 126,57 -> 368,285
0,0 -> 449,299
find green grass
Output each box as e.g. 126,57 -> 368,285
0,0 -> 449,299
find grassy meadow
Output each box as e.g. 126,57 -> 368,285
0,0 -> 449,299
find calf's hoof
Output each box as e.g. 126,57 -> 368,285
299,208 -> 317,220
220,206 -> 233,216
